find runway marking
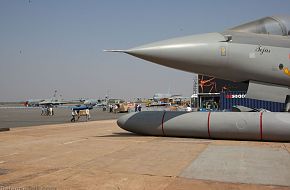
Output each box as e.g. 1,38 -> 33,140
23,157 -> 50,163
29,157 -> 48,162
63,139 -> 88,145
0,153 -> 19,158
282,144 -> 290,154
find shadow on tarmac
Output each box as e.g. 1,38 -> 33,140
94,132 -> 142,138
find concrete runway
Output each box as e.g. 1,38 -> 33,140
0,107 -> 125,128
0,120 -> 289,189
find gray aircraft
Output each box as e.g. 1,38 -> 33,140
107,16 -> 290,142
153,93 -> 182,102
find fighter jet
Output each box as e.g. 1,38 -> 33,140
80,98 -> 107,107
24,90 -> 67,107
153,93 -> 182,102
24,99 -> 46,107
106,16 -> 290,142
24,98 -> 67,107
106,15 -> 290,107
38,99 -> 67,107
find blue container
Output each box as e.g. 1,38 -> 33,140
220,91 -> 285,112
71,105 -> 93,111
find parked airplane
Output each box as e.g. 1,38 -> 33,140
24,98 -> 67,107
152,93 -> 182,102
83,99 -> 99,106
24,90 -> 67,107
24,99 -> 45,107
108,15 -> 290,142
81,99 -> 107,107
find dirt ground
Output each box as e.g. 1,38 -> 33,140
0,120 -> 289,190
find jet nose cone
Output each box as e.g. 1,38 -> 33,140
116,111 -> 166,136
106,33 -> 228,75
117,112 -> 135,130
123,33 -> 226,73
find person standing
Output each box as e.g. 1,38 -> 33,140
186,104 -> 192,112
41,107 -> 45,116
114,104 -> 118,114
85,109 -> 90,121
71,109 -> 76,122
49,107 -> 53,116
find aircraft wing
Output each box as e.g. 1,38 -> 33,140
246,81 -> 290,103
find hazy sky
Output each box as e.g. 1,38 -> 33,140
0,0 -> 289,101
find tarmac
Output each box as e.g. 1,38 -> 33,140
0,108 -> 290,189
0,107 -> 125,128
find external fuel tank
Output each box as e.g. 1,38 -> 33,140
117,111 -> 290,142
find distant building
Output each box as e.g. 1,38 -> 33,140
195,75 -> 284,111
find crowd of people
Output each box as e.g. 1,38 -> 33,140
67,102 -> 194,123
41,107 -> 54,116
105,103 -> 143,113
70,103 -> 144,122
107,104 -> 119,113
134,104 -> 142,112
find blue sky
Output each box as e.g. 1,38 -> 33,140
0,0 -> 289,101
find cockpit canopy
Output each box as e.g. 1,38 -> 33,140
229,16 -> 290,36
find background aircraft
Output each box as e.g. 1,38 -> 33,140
24,90 -> 67,107
80,98 -> 107,107
152,93 -> 182,102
